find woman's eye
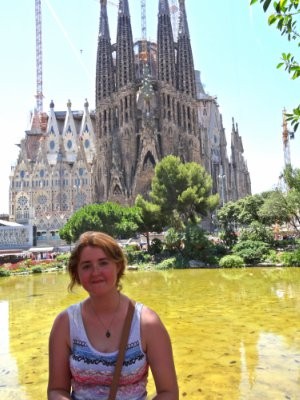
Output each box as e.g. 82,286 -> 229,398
99,261 -> 109,267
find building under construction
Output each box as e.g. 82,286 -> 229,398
8,0 -> 251,246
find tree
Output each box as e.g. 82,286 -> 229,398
235,194 -> 265,225
216,201 -> 240,231
257,189 -> 291,225
59,202 -> 141,243
150,155 -> 219,229
134,194 -> 165,248
250,0 -> 300,131
217,194 -> 264,229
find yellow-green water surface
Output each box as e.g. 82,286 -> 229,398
0,267 -> 300,399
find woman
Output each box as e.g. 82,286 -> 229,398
48,231 -> 179,400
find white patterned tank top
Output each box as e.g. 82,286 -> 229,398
67,301 -> 149,400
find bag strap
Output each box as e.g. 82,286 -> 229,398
108,300 -> 135,400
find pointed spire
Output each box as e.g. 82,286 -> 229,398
118,0 -> 130,16
157,0 -> 176,86
115,0 -> 135,89
99,0 -> 110,39
159,0 -> 171,15
96,0 -> 115,103
176,0 -> 196,97
232,117 -> 235,131
178,0 -> 190,38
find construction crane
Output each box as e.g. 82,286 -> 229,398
35,0 -> 43,113
140,0 -> 148,66
282,108 -> 294,167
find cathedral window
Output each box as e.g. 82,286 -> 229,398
38,195 -> 48,205
18,195 -> 28,207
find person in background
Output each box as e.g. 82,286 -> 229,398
47,231 -> 179,400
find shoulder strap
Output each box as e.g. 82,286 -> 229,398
108,300 -> 135,400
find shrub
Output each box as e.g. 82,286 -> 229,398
164,228 -> 183,252
263,250 -> 280,264
239,221 -> 274,245
278,249 -> 300,266
155,257 -> 177,270
232,240 -> 270,265
125,249 -> 151,265
182,224 -> 215,262
56,253 -> 70,263
0,268 -> 11,277
219,229 -> 238,248
219,255 -> 245,268
31,266 -> 43,274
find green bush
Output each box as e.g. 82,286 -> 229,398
219,229 -> 238,248
182,224 -> 215,262
219,255 -> 245,268
278,249 -> 300,266
239,221 -> 274,245
125,249 -> 151,265
155,257 -> 177,270
31,266 -> 43,274
0,268 -> 11,277
164,228 -> 183,252
263,250 -> 280,264
232,240 -> 270,265
56,253 -> 70,262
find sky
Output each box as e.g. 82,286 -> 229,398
0,0 -> 299,214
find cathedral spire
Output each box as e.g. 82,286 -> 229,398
115,0 -> 135,89
96,0 -> 114,104
157,0 -> 176,86
159,0 -> 170,14
178,0 -> 190,38
118,0 -> 130,15
176,0 -> 196,97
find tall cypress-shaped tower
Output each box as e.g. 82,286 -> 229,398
157,0 -> 176,87
95,0 -> 114,103
176,0 -> 196,97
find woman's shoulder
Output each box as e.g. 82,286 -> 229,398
51,302 -> 80,332
140,304 -> 164,328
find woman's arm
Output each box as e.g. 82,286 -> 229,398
141,306 -> 179,400
47,311 -> 72,400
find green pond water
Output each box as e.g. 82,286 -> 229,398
0,267 -> 300,400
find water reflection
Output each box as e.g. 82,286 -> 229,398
0,268 -> 299,399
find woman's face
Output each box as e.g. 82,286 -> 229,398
77,245 -> 120,296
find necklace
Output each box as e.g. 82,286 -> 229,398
90,293 -> 121,338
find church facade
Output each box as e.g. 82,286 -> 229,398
9,0 -> 251,245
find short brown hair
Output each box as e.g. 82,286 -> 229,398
67,231 -> 127,291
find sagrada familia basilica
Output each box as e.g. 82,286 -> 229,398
8,0 -> 251,246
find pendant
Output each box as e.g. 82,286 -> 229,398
106,330 -> 111,338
